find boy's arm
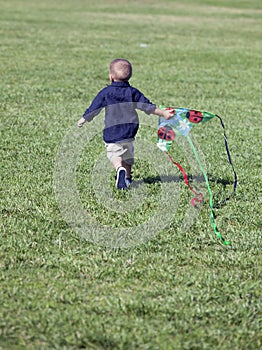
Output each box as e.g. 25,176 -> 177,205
77,89 -> 106,127
152,108 -> 174,120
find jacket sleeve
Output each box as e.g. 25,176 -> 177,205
133,88 -> 156,115
82,89 -> 106,121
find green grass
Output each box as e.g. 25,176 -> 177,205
0,0 -> 262,349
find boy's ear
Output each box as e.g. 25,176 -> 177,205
109,74 -> 114,82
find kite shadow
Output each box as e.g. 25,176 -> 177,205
207,175 -> 234,189
130,174 -> 235,209
131,174 -> 204,187
131,173 -> 234,190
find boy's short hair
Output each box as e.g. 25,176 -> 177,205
110,58 -> 132,81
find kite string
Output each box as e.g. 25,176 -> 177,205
214,115 -> 238,208
186,135 -> 230,245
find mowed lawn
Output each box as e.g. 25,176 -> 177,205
0,0 -> 261,349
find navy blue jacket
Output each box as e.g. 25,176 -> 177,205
82,81 -> 156,143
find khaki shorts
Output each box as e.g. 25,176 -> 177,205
105,141 -> 134,165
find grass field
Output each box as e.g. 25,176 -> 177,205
0,0 -> 262,349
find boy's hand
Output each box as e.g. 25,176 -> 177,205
77,117 -> 86,128
152,108 -> 175,120
163,108 -> 174,120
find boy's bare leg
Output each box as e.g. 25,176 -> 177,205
111,158 -> 131,177
111,156 -> 123,171
122,161 -> 132,179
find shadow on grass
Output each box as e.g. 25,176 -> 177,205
134,174 -> 234,187
130,174 -> 235,208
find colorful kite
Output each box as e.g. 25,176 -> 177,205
157,106 -> 237,245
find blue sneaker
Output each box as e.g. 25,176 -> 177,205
116,167 -> 127,189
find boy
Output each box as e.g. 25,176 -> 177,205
77,58 -> 173,189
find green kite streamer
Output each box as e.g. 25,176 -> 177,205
186,136 -> 230,245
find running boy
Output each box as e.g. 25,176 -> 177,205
77,58 -> 173,189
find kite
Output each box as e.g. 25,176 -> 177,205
157,106 -> 237,245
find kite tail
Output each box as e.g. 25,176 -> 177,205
215,115 -> 238,208
186,135 -> 230,245
165,151 -> 203,206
